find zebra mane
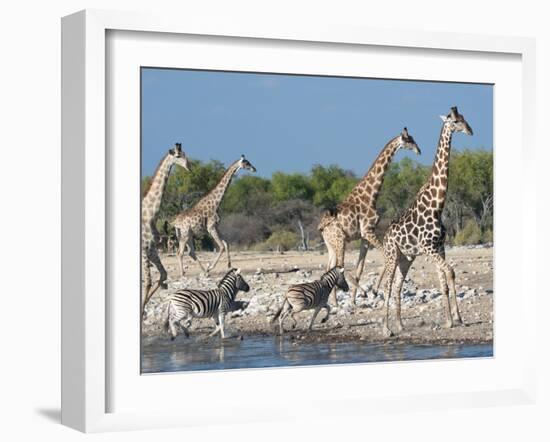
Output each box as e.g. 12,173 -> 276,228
320,266 -> 341,286
217,268 -> 239,287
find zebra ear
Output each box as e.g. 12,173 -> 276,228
235,268 -> 241,275
338,267 -> 345,273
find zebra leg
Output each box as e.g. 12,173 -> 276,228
219,313 -> 226,339
208,317 -> 220,337
289,312 -> 298,330
278,303 -> 292,335
320,304 -> 331,323
308,307 -> 322,331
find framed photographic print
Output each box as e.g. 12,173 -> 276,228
61,9 -> 537,432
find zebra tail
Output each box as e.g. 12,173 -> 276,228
270,299 -> 287,323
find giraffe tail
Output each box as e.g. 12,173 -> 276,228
318,210 -> 337,232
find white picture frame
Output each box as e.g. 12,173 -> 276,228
61,9 -> 537,433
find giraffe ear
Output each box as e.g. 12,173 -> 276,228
440,115 -> 448,122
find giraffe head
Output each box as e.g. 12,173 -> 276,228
169,142 -> 190,170
398,127 -> 421,155
238,155 -> 257,173
440,106 -> 473,135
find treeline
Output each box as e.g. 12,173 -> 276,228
142,149 -> 493,251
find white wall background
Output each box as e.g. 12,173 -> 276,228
0,1 -> 547,440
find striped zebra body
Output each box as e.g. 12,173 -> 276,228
272,266 -> 349,334
165,268 -> 249,340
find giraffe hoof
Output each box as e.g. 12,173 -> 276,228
382,327 -> 393,338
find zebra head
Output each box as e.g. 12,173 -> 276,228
234,268 -> 250,292
334,267 -> 349,292
219,268 -> 250,294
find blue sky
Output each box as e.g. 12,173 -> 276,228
141,68 -> 493,178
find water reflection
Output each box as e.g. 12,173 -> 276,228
141,336 -> 493,374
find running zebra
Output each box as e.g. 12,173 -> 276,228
164,268 -> 250,340
271,266 -> 349,335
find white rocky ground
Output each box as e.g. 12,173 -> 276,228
142,245 -> 493,344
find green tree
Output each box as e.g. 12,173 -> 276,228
446,149 -> 493,233
221,175 -> 273,215
271,172 -> 314,202
378,157 -> 429,219
309,164 -> 358,208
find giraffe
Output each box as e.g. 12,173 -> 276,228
172,155 -> 256,277
142,143 -> 189,313
379,106 -> 473,337
318,128 -> 421,306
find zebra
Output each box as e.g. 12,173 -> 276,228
271,266 -> 349,335
164,268 -> 250,340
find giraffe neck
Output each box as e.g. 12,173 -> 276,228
143,153 -> 173,221
206,161 -> 240,210
348,136 -> 400,202
427,122 -> 453,211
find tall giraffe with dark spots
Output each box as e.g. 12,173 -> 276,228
142,143 -> 189,313
380,106 -> 473,337
318,128 -> 421,306
171,155 -> 256,277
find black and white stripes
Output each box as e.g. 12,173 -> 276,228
164,268 -> 250,340
271,266 -> 349,334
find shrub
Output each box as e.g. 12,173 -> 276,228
219,213 -> 269,249
454,220 -> 482,246
482,227 -> 493,244
256,230 -> 299,252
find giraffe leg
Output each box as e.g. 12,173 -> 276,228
322,225 -> 346,307
425,251 -> 460,328
186,236 -> 209,275
373,265 -> 387,306
142,246 -> 168,313
350,239 -> 368,305
439,249 -> 463,325
142,247 -> 152,311
381,244 -> 398,337
391,254 -> 414,333
323,231 -> 339,307
206,224 -> 229,273
176,230 -> 189,278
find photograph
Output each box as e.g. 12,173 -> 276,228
139,68 -> 494,374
